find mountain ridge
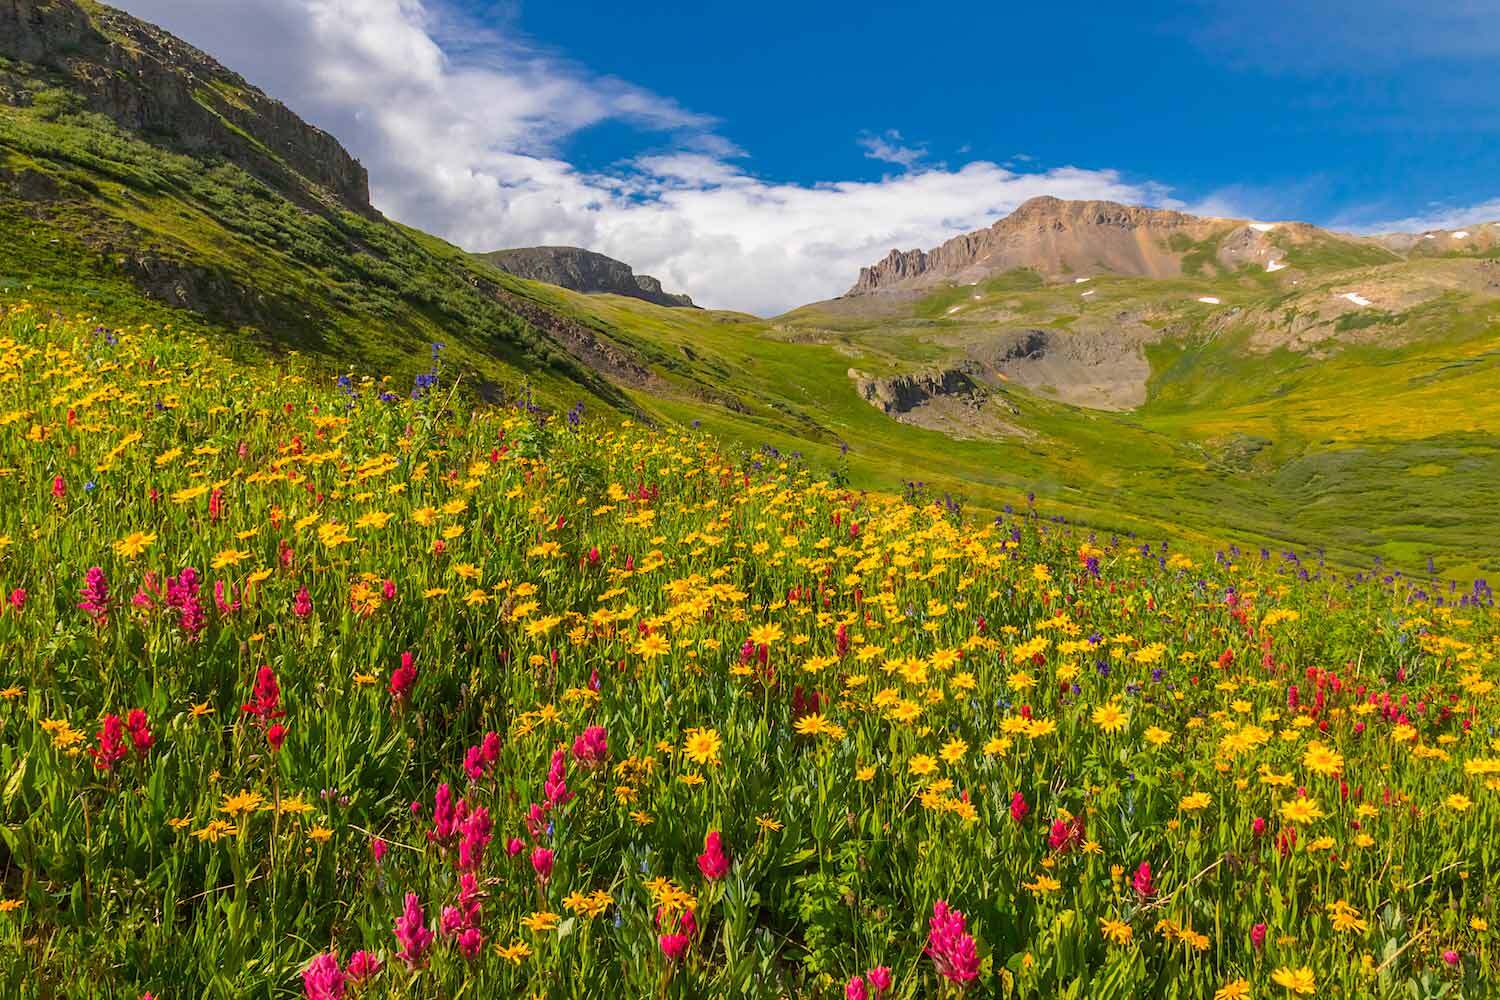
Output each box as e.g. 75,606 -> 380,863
843,195 -> 1500,296
476,245 -> 697,308
1,0 -> 370,211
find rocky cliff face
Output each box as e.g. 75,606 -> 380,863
0,0 -> 370,211
477,247 -> 697,308
850,366 -> 986,415
847,364 -> 1025,440
849,197 -> 1238,294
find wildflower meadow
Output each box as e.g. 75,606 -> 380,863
0,304 -> 1496,998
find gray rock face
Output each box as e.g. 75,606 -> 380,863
847,364 -> 1026,440
0,0 -> 371,210
477,246 -> 697,308
850,366 -> 986,415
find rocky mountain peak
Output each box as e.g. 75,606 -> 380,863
848,198 -> 1239,295
476,246 -> 697,308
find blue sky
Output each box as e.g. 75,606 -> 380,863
123,0 -> 1500,313
517,0 -> 1499,225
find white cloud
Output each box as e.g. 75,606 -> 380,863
857,130 -> 928,169
117,0 -> 1179,315
1352,198 -> 1500,234
1186,0 -> 1500,70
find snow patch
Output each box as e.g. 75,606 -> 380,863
1249,223 -> 1276,232
945,306 -> 962,314
1266,260 -> 1287,272
1197,296 -> 1221,304
1081,290 -> 1096,297
1074,277 -> 1091,284
1453,231 -> 1470,239
1340,292 -> 1372,307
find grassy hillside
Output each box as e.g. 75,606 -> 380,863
490,258 -> 1500,580
1,307 -> 1496,998
0,26 -> 630,411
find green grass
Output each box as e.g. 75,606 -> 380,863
2,308 -> 1496,999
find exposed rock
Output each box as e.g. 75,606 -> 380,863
848,197 -> 1240,294
0,163 -> 60,201
851,366 -> 987,415
483,284 -> 664,390
848,365 -> 1025,440
1375,222 -> 1500,257
842,198 -> 1392,295
0,0 -> 371,211
966,326 -> 1156,411
477,247 -> 697,308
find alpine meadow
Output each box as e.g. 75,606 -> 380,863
2,1 -> 1499,998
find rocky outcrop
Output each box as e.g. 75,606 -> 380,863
851,365 -> 987,415
853,248 -> 931,293
848,365 -> 1025,440
483,284 -> 663,390
0,0 -> 370,210
477,247 -> 697,308
968,327 -> 1155,411
848,197 -> 1238,293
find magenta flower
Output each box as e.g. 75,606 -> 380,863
544,748 -> 573,806
572,725 -> 608,766
393,893 -> 433,969
301,951 -> 344,1000
344,951 -> 382,981
126,708 -> 153,757
90,714 -> 129,771
456,927 -> 484,960
846,975 -> 868,1000
1131,861 -> 1154,898
1009,791 -> 1028,824
530,846 -> 554,883
429,783 -> 459,845
77,567 -> 110,625
241,665 -> 283,719
867,966 -> 892,994
213,579 -> 240,616
659,932 -> 690,962
926,900 -> 980,985
457,807 -> 492,872
697,830 -> 731,881
165,568 -> 205,638
463,731 -> 500,782
389,651 -> 417,705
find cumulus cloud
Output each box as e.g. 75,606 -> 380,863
118,0 -> 1179,315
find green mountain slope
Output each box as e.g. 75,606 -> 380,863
0,0 -> 642,408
